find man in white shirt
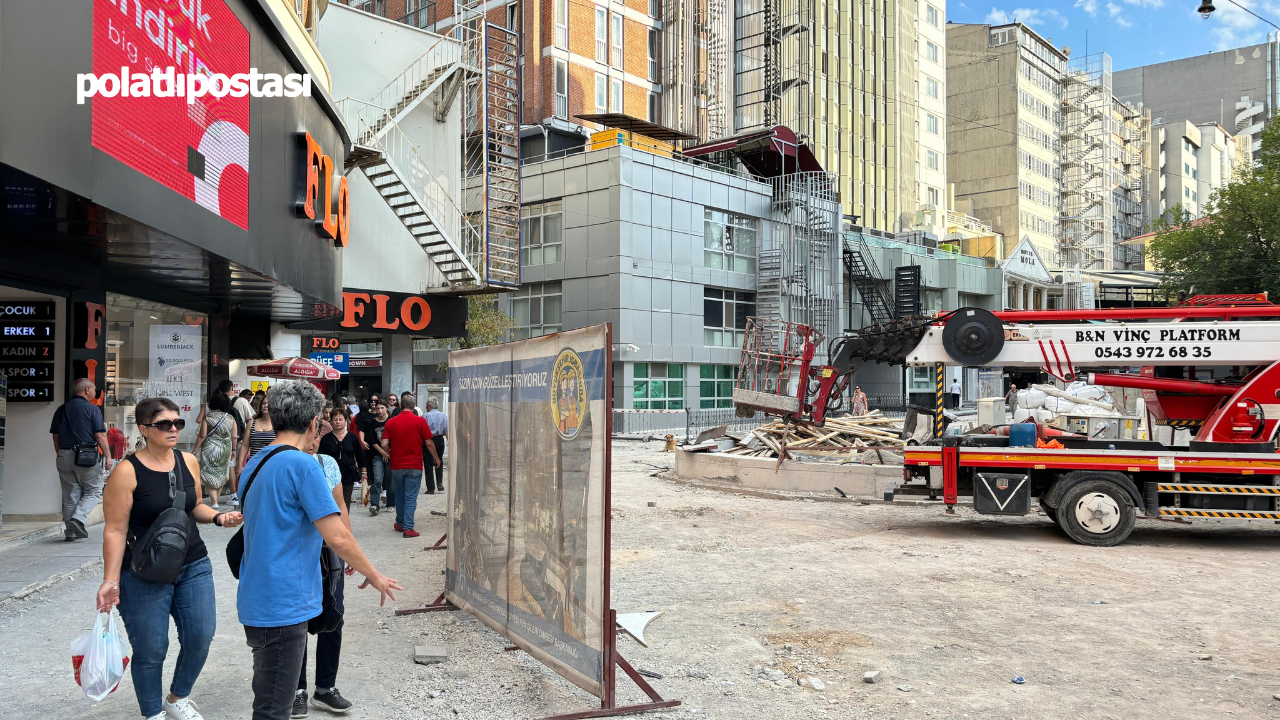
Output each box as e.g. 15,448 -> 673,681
949,380 -> 962,409
423,401 -> 448,493
234,389 -> 255,426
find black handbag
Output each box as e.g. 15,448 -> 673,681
225,445 -> 297,579
127,451 -> 193,584
309,545 -> 344,635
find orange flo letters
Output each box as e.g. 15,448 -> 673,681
294,132 -> 350,247
340,293 -> 433,332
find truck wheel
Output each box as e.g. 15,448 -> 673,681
1058,479 -> 1136,547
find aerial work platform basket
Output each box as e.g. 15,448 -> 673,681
732,317 -> 823,418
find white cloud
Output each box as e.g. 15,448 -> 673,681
985,6 -> 1069,27
1116,15 -> 1133,26
1076,0 -> 1099,16
1206,0 -> 1276,49
1121,0 -> 1164,7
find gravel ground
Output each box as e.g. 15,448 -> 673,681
3,440 -> 1280,719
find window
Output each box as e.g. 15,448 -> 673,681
926,149 -> 940,170
927,186 -> 941,205
925,3 -> 939,27
699,365 -> 737,408
511,282 -> 562,339
554,0 -> 568,49
634,363 -> 684,409
648,28 -> 660,81
910,366 -> 934,391
1184,162 -> 1190,176
521,201 -> 563,266
648,92 -> 660,123
926,113 -> 939,135
703,209 -> 757,273
650,0 -> 660,18
595,8 -> 608,63
704,288 -> 755,348
925,76 -> 940,99
506,2 -> 517,30
595,73 -> 607,113
610,77 -> 623,113
611,13 -> 624,67
555,59 -> 568,118
925,41 -> 939,63
1184,186 -> 1190,198
1192,190 -> 1198,202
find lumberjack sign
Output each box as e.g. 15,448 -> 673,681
295,132 -> 351,247
291,289 -> 467,338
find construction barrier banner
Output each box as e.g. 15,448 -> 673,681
445,325 -> 610,697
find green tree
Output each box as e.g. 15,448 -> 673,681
420,295 -> 515,372
1147,121 -> 1280,299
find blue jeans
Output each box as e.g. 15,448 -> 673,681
370,455 -> 393,508
391,469 -> 421,530
118,556 -> 216,717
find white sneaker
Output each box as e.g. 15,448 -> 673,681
210,503 -> 220,510
163,697 -> 204,720
148,714 -> 167,720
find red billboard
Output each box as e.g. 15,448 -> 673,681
92,0 -> 251,230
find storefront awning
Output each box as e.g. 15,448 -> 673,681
682,126 -> 825,178
248,356 -> 341,380
574,114 -> 699,142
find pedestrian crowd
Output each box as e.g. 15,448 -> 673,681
70,379 -> 448,720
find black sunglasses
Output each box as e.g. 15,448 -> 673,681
141,419 -> 186,432
168,469 -> 178,500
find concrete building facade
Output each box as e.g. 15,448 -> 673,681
1146,120 -> 1251,223
946,23 -> 1066,278
1114,36 -> 1280,155
913,0 -> 948,237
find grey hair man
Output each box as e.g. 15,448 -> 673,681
49,377 -> 112,541
238,381 -> 401,720
422,399 -> 448,494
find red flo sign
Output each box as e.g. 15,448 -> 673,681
295,133 -> 351,247
92,0 -> 251,229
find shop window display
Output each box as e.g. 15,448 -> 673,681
104,294 -> 207,453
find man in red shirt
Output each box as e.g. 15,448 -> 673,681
379,393 -> 440,537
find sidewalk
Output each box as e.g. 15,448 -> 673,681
0,523 -> 103,603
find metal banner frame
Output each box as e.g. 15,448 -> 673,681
398,324 -> 678,718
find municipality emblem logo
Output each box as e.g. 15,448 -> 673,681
550,349 -> 585,440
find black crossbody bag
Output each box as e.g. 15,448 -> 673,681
225,445 -> 297,579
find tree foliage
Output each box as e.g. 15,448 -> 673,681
422,295 -> 515,371
1147,120 -> 1280,299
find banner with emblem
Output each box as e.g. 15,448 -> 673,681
444,324 -> 611,697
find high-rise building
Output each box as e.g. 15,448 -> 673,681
914,0 -> 948,237
1146,120 -> 1251,223
1114,36 -> 1280,155
946,23 -> 1066,277
732,0 -> 924,232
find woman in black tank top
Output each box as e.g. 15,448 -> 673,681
96,397 -> 243,720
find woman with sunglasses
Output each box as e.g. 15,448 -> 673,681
238,392 -> 276,471
97,397 -> 243,720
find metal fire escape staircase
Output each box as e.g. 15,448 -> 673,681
842,236 -> 894,326
338,21 -> 521,291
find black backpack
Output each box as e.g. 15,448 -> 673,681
128,451 -> 193,585
226,445 -> 297,579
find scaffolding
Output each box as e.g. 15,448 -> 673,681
1060,52 -> 1112,290
765,171 -> 842,361
664,0 -> 731,141
1113,97 -> 1149,270
732,0 -> 814,139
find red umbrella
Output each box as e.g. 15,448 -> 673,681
248,357 -> 341,380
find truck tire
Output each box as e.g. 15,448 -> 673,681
1058,478 -> 1136,547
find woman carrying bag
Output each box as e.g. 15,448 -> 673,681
318,407 -> 366,508
96,397 -> 243,720
193,390 -> 239,509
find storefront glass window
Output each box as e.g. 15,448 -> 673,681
104,293 -> 207,453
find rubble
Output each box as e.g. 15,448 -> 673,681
718,411 -> 906,459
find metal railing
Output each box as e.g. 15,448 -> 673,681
366,34 -> 464,133
520,143 -> 763,183
611,407 -> 765,443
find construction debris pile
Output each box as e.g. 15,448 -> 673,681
721,411 -> 906,460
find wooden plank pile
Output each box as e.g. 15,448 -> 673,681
721,410 -> 906,458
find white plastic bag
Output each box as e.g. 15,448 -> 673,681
1019,389 -> 1048,409
1043,396 -> 1078,413
72,610 -> 131,701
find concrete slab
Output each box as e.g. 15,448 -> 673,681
415,645 -> 448,664
674,448 -> 902,497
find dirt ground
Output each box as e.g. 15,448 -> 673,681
4,439 -> 1280,719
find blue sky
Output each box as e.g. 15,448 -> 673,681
949,0 -> 1280,70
